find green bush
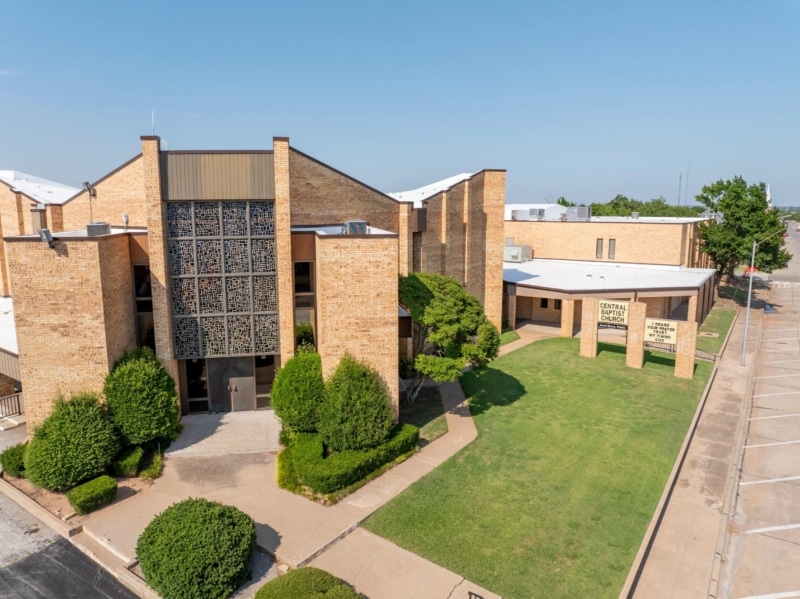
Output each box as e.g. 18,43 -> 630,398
271,351 -> 325,432
254,567 -> 362,598
287,424 -> 419,494
318,355 -> 393,452
0,442 -> 27,478
66,475 -> 118,515
137,498 -> 256,599
113,446 -> 144,477
112,346 -> 159,371
103,353 -> 180,446
295,323 -> 315,347
25,393 -> 119,491
140,452 -> 164,480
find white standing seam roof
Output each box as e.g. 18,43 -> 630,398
387,173 -> 474,208
504,259 -> 716,293
0,297 -> 17,354
0,170 -> 80,205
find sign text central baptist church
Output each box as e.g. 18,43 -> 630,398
599,300 -> 629,325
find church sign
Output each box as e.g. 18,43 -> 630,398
645,318 -> 678,345
598,300 -> 629,327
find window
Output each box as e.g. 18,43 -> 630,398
540,298 -> 548,309
609,239 -> 616,260
294,262 -> 313,294
554,299 -> 562,310
596,238 -> 604,259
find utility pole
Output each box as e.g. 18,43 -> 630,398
677,172 -> 682,206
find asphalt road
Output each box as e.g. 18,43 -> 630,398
0,493 -> 136,599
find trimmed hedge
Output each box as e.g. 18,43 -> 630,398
136,498 -> 256,599
271,351 -> 325,432
0,442 -> 26,478
318,354 -> 393,452
288,424 -> 419,494
113,446 -> 144,477
104,350 -> 180,446
25,393 -> 120,491
254,567 -> 362,598
66,475 -> 118,515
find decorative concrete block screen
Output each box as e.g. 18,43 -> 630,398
166,200 -> 279,358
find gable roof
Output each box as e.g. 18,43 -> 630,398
0,170 -> 80,205
387,173 -> 474,208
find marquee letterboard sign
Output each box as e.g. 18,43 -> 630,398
598,300 -> 629,326
645,318 -> 678,344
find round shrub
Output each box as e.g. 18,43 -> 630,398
254,567 -> 362,598
25,393 -> 119,491
103,351 -> 179,446
137,498 -> 256,599
318,354 -> 393,452
271,351 -> 325,432
0,442 -> 27,478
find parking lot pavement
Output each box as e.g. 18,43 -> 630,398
0,493 -> 136,599
719,277 -> 800,598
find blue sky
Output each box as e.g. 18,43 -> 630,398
1,1 -> 798,205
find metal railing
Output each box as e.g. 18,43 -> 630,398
644,341 -> 717,363
0,393 -> 22,419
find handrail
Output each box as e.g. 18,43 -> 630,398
0,392 -> 22,419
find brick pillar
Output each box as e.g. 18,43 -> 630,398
273,137 -> 296,367
141,136 -> 179,388
580,297 -> 599,358
560,299 -> 575,338
398,202 -> 413,277
625,302 -> 647,369
675,320 -> 698,379
687,294 -> 698,322
506,293 -> 517,330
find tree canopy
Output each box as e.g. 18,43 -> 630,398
697,177 -> 791,278
399,272 -> 499,402
590,194 -> 704,217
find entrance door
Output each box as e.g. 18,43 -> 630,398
207,357 -> 254,412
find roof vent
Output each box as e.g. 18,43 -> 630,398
87,222 -> 111,237
343,220 -> 368,235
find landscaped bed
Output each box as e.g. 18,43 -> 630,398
364,337 -> 712,599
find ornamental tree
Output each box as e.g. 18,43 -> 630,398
696,177 -> 791,279
399,272 -> 500,402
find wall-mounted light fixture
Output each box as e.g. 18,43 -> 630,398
38,228 -> 55,249
83,181 -> 97,223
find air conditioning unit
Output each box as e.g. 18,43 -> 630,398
511,209 -> 536,221
631,211 -> 639,219
344,220 -> 368,235
86,222 -> 111,236
503,245 -> 533,263
566,207 -> 591,221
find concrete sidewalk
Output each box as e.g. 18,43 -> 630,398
77,380 -> 499,598
629,303 -> 762,598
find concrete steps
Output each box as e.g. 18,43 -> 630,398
0,414 -> 25,431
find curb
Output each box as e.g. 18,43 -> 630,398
0,475 -> 82,538
620,306 -> 741,598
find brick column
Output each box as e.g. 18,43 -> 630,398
580,297 -> 599,358
506,293 -> 517,331
687,293 -> 698,322
273,137 -> 296,367
398,202 -> 413,276
675,320 -> 698,379
625,302 -> 647,369
560,299 -> 575,338
141,136 -> 179,387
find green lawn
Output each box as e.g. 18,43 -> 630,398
499,330 -> 521,346
364,338 -> 712,599
696,307 -> 737,354
399,386 -> 447,447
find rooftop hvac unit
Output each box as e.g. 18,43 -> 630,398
344,220 -> 368,235
565,206 -> 591,221
86,222 -> 111,236
503,244 -> 533,263
511,209 -> 536,221
631,211 -> 639,219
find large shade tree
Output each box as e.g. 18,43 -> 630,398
399,272 -> 499,402
697,177 -> 791,279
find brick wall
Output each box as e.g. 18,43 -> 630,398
273,139 -> 297,367
0,373 -> 15,397
61,155 -> 146,231
5,235 -> 136,430
504,220 -> 706,267
315,234 -> 399,417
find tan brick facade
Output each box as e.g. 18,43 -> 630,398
274,139 -> 297,367
504,220 -> 711,268
315,234 -> 400,416
6,234 -> 136,430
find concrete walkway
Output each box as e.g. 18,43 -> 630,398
629,303 -> 762,598
76,381 -> 499,598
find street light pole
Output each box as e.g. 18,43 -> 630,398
741,229 -> 784,366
